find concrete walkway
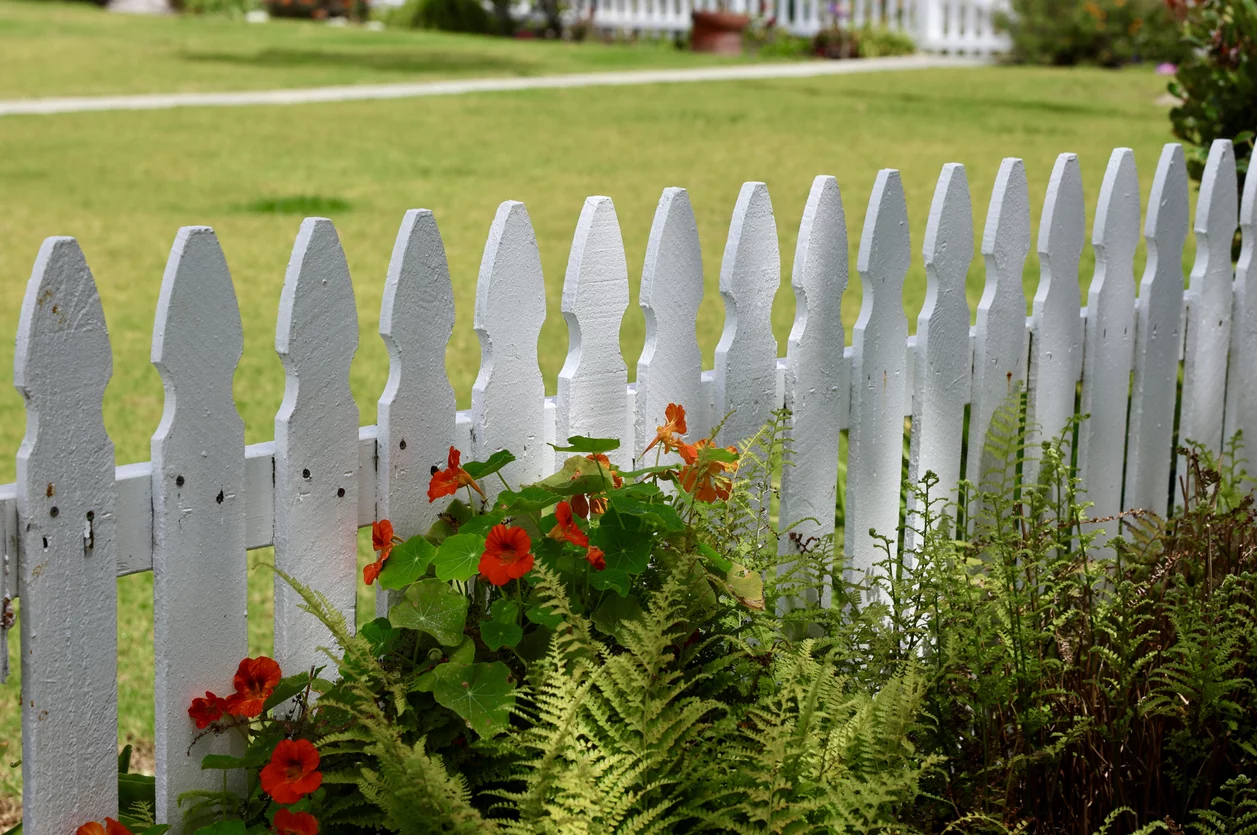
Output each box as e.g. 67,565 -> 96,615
0,55 -> 987,117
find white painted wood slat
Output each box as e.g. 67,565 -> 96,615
778,176 -> 847,595
848,170 -> 910,589
907,163 -> 973,549
1025,153 -> 1085,490
557,197 -> 630,465
273,218 -> 361,678
472,202 -> 549,493
715,182 -> 782,450
968,158 -> 1030,502
1,485 -> 14,684
1180,140 -> 1238,464
635,188 -> 705,459
377,210 -> 457,613
1125,144 -> 1189,516
1226,166 -> 1257,448
1078,150 -> 1139,542
16,237 -> 118,835
150,228 -> 249,828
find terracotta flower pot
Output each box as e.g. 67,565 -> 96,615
690,9 -> 750,55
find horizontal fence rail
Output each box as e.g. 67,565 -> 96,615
3,139 -> 1256,834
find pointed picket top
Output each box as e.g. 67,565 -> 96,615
968,158 -> 1030,507
15,237 -> 118,835
848,169 -> 910,588
714,182 -> 781,448
150,227 -> 248,829
635,187 -> 704,460
1126,144 -> 1190,516
472,201 -> 548,489
1078,150 -> 1139,541
378,211 -> 456,537
907,163 -> 973,550
1226,165 -> 1257,447
1025,153 -> 1085,488
557,197 -> 630,465
779,176 -> 847,585
273,218 -> 361,680
1180,139 -> 1238,466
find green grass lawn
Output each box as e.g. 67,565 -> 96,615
0,60 -> 1185,809
0,0 -> 769,99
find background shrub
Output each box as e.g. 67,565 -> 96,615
1001,0 -> 1189,65
385,0 -> 491,32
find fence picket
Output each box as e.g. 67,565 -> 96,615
714,182 -> 781,449
1180,140 -> 1238,471
472,201 -> 549,490
907,163 -> 973,549
15,237 -> 118,835
1226,166 -> 1257,447
1078,150 -> 1139,542
1025,153 -> 1085,489
848,170 -> 910,588
968,159 -> 1030,508
1125,145 -> 1189,516
150,228 -> 248,828
557,197 -> 630,464
273,218 -> 361,679
779,176 -> 848,597
635,188 -> 705,458
376,209 -> 456,613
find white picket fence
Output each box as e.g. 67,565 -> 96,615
503,0 -> 1010,54
3,138 -> 1255,833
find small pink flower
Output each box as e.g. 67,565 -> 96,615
1156,62 -> 1177,75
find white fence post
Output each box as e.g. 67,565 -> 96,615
16,238 -> 118,835
151,228 -> 248,829
1226,165 -> 1257,449
273,218 -> 361,679
847,169 -> 910,590
557,197 -> 631,465
1077,150 -> 1139,543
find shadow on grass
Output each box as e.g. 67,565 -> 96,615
179,47 -> 533,76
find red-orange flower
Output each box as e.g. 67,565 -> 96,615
225,656 -> 282,718
77,819 -> 132,835
188,690 -> 229,729
260,738 -> 323,804
273,808 -> 320,835
677,439 -> 739,503
478,524 -> 535,586
642,403 -> 688,456
428,446 -> 485,503
584,546 -> 606,572
547,501 -> 589,548
364,519 -> 399,586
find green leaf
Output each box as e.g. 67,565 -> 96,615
360,617 -> 400,656
200,754 -> 251,770
135,827 -> 172,835
534,456 -> 609,493
482,599 -> 523,650
696,542 -> 732,573
118,743 -> 132,774
494,486 -> 563,515
462,449 -> 516,479
389,578 -> 470,646
526,603 -> 564,629
377,535 -> 436,590
726,563 -> 765,611
432,661 -> 517,737
191,822 -> 248,835
449,635 -> 476,665
118,772 -> 156,819
514,625 -> 554,662
457,513 -> 501,537
434,533 -> 486,582
549,435 -> 621,453
590,524 -> 652,575
606,494 -> 685,532
592,594 -> 644,640
589,567 -> 631,597
262,671 -> 312,713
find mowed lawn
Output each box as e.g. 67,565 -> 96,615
0,0 -> 765,100
0,64 -> 1184,804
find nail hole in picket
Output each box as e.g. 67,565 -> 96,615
303,468 -> 311,479
86,511 -> 94,521
337,487 -> 346,498
50,506 -> 59,518
216,490 -> 225,504
176,475 -> 185,487
399,439 -> 407,450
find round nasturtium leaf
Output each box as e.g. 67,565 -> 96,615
432,661 -> 517,737
377,536 -> 437,590
388,578 -> 470,646
434,533 -> 487,582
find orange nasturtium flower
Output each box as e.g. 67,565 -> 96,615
642,403 -> 688,456
273,808 -> 320,835
428,446 -> 485,503
188,690 -> 230,729
479,524 -> 535,587
584,546 -> 607,572
364,519 -> 400,586
225,656 -> 283,718
547,501 -> 589,548
77,819 -> 132,835
260,738 -> 323,805
571,453 -> 623,518
677,439 -> 739,503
